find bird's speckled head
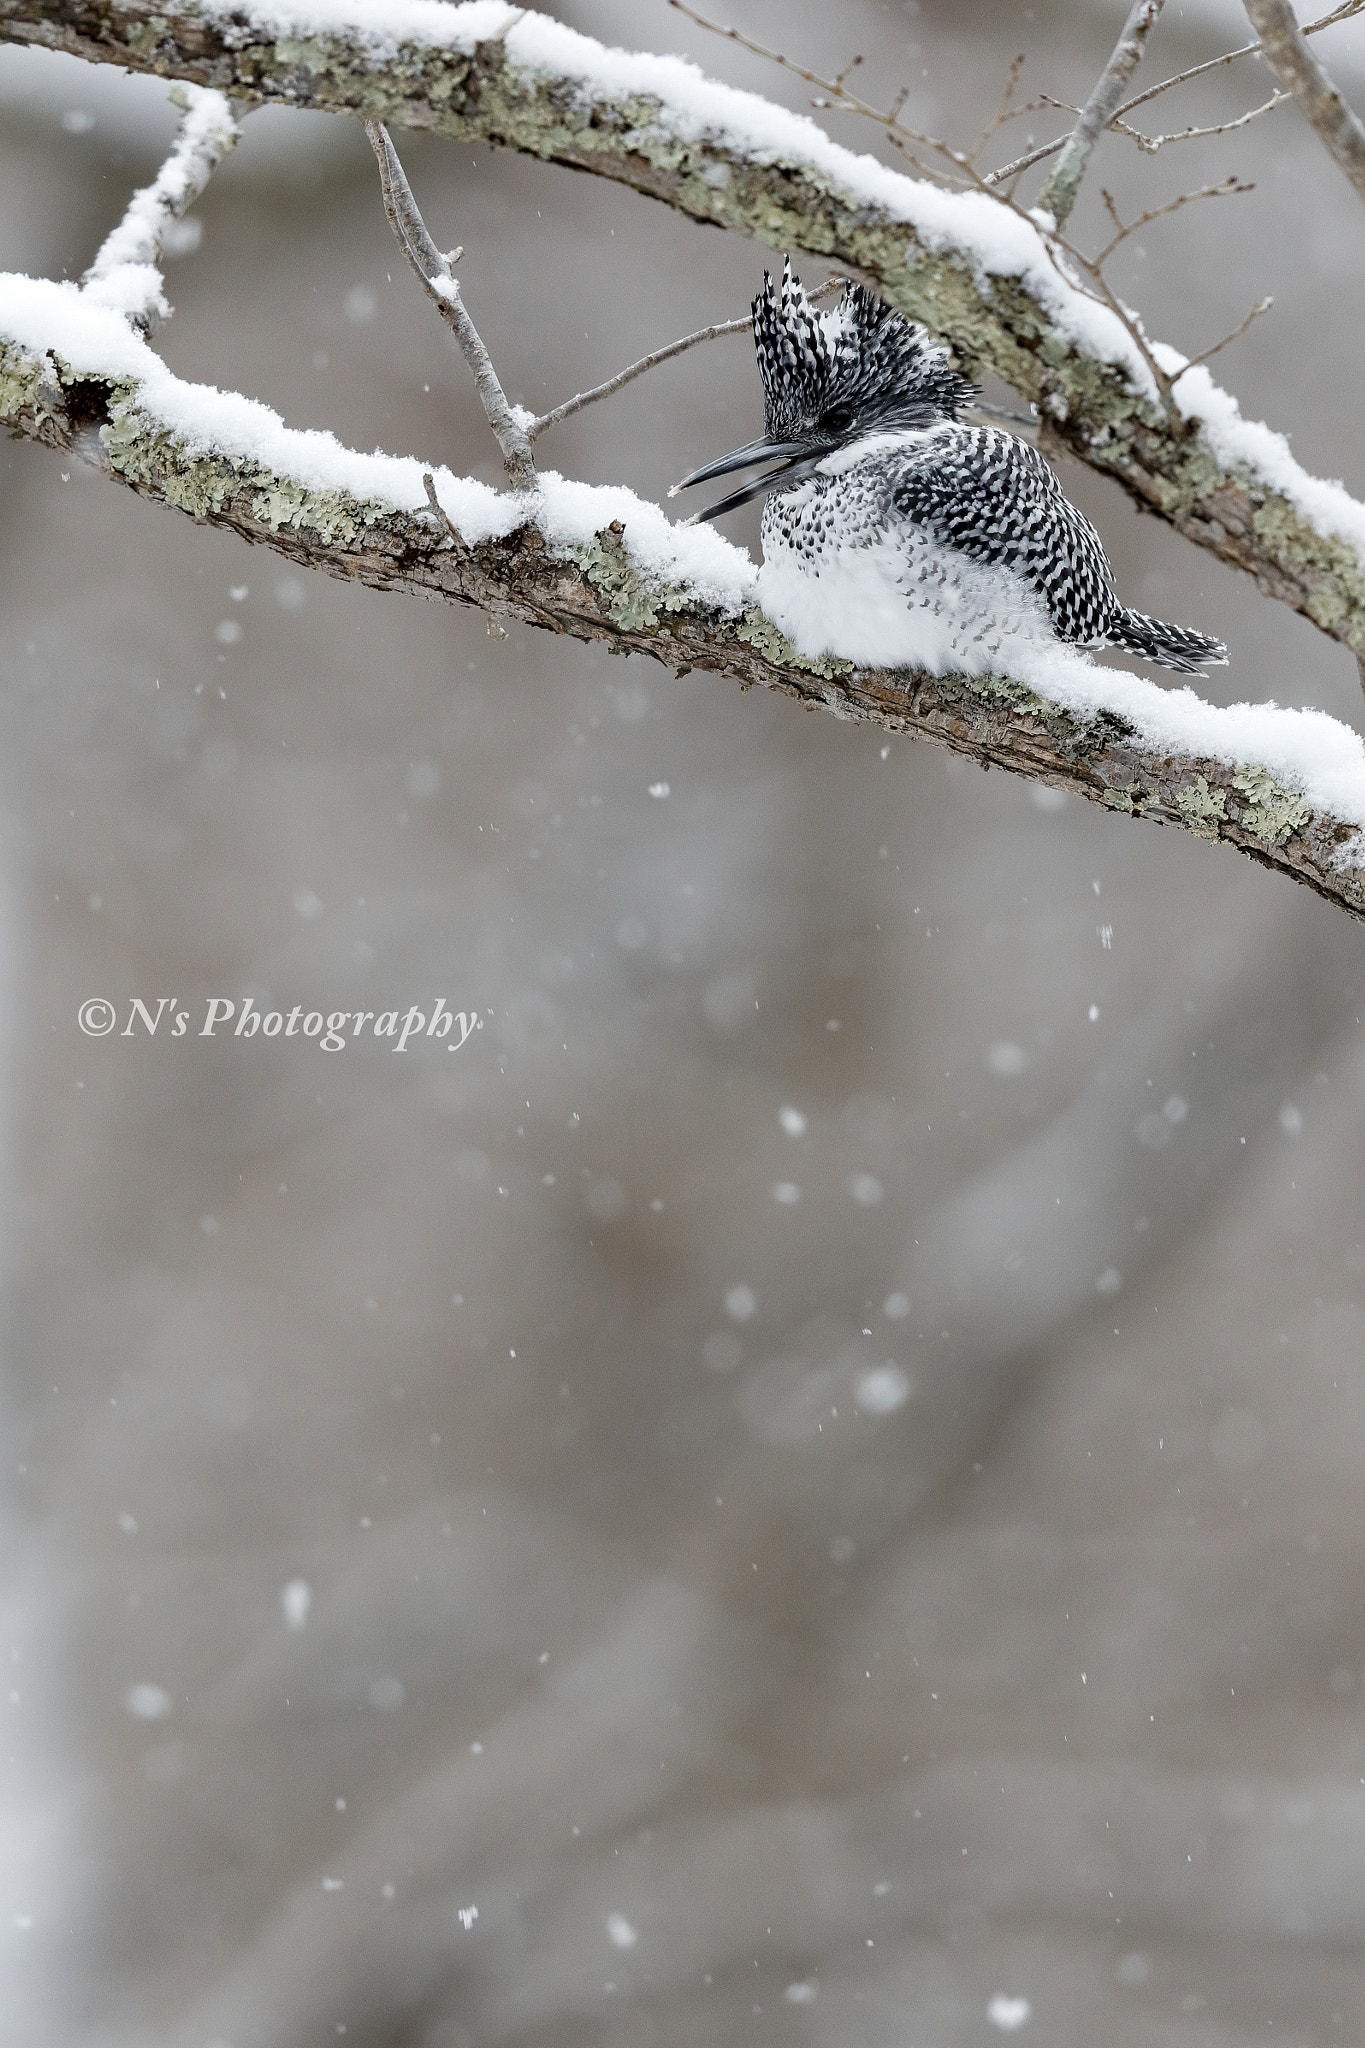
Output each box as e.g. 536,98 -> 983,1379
754,258 -> 974,447
670,258 -> 977,523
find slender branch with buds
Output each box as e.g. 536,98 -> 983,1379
528,282 -> 847,444
1110,90 -> 1291,154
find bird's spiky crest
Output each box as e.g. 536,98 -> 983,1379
753,258 -> 974,444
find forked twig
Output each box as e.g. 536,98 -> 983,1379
1111,90 -> 1290,152
364,120 -> 535,487
1170,294 -> 1275,380
1122,0 -> 1362,113
368,117 -> 851,475
1093,175 -> 1254,267
1035,0 -> 1165,228
986,0 -> 1362,185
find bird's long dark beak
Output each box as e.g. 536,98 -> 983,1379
669,436 -> 808,524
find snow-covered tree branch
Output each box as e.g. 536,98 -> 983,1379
4,0 -> 1365,916
4,0 -> 1363,661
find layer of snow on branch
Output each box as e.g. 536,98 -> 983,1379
83,86 -> 237,293
201,4 -> 1365,572
1158,351 -> 1365,567
1013,641 -> 1365,838
0,274 -> 755,611
193,2 -> 1155,392
535,474 -> 756,614
1,274 -> 1360,836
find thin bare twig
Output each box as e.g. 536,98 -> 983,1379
1112,90 -> 1290,151
966,397 -> 1040,431
665,0 -> 974,187
82,84 -> 240,328
363,119 -> 535,488
1243,0 -> 1365,201
968,53 -> 1027,165
1036,229 -> 1176,411
1170,294 -> 1275,380
989,132 -> 1081,189
986,0 -> 1362,185
1092,175 -> 1254,267
1035,0 -> 1165,229
529,318 -> 750,438
1120,0 -> 1362,115
528,278 -> 847,440
422,471 -> 466,549
372,102 -> 843,458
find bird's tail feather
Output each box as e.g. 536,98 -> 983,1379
1109,606 -> 1228,675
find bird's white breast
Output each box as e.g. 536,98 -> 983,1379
756,467 -> 1056,677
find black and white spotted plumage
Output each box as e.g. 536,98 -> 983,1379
678,261 -> 1227,679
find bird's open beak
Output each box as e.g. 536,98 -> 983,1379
669,436 -> 809,524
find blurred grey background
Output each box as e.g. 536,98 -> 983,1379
2,2 -> 1365,2042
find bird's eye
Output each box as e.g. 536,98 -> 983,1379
823,403 -> 855,435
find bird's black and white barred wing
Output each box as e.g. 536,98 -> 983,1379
886,426 -> 1118,647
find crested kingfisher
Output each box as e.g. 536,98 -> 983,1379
673,260 -> 1228,680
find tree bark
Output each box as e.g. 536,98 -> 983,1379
5,329 -> 1362,919
1,0 -> 1363,663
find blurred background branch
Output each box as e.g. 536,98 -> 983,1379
1244,0 -> 1365,197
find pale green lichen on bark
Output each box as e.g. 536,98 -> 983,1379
0,339 -> 48,422
102,394 -> 238,518
732,606 -> 853,678
250,475 -> 385,543
99,392 -> 386,540
1231,765 -> 1311,845
124,18 -> 171,61
1174,776 -> 1227,841
1249,497 -> 1365,650
568,534 -> 700,633
10,10 -> 1364,651
946,667 -> 1037,710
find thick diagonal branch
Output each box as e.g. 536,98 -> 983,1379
1243,0 -> 1365,201
4,1 -> 1362,664
1035,0 -> 1165,228
4,319 -> 1364,921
